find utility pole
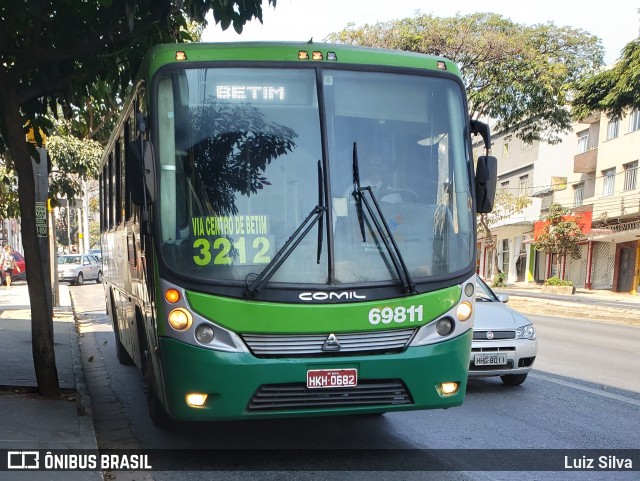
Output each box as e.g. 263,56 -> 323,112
48,200 -> 59,307
82,179 -> 91,253
32,147 -> 53,317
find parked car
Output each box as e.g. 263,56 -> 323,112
1,251 -> 26,285
89,248 -> 102,260
58,254 -> 103,285
469,277 -> 538,385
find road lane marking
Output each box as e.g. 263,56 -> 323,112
531,372 -> 640,407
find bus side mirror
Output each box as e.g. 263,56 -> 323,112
126,139 -> 156,206
475,155 -> 497,213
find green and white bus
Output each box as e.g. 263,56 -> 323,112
99,42 -> 496,425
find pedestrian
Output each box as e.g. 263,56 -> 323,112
1,245 -> 20,289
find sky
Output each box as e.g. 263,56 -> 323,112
202,0 -> 639,65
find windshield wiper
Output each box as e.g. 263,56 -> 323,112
245,160 -> 326,297
351,142 -> 415,294
316,160 -> 325,264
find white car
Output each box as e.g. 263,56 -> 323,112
58,254 -> 103,285
469,277 -> 538,385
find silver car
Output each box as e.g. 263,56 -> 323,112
58,254 -> 103,285
469,277 -> 537,385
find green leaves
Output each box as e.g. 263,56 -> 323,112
572,39 -> 640,121
327,12 -> 604,144
532,203 -> 585,260
46,135 -> 103,201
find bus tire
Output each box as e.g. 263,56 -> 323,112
144,348 -> 172,428
114,326 -> 134,366
110,296 -> 134,366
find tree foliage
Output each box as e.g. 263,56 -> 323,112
46,134 -> 103,202
327,13 -> 604,144
0,0 -> 276,397
532,203 -> 586,277
0,164 -> 20,219
572,39 -> 640,121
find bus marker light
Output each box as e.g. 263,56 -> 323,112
165,288 -> 180,304
464,282 -> 474,297
195,324 -> 215,344
168,308 -> 192,331
437,382 -> 459,396
327,52 -> 337,61
437,60 -> 447,70
298,50 -> 309,60
456,301 -> 472,321
312,51 -> 323,60
186,393 -> 208,407
176,51 -> 187,61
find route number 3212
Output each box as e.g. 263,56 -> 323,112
192,236 -> 271,266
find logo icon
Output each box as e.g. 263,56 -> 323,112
322,333 -> 341,351
7,451 -> 39,469
486,331 -> 494,340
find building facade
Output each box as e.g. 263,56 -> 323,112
478,110 -> 640,295
477,128 -> 574,286
555,111 -> 640,294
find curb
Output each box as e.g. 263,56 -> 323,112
60,284 -> 103,478
504,296 -> 640,326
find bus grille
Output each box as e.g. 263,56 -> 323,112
241,328 -> 416,357
248,380 -> 412,411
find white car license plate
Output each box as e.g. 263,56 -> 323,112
306,368 -> 358,389
474,353 -> 508,366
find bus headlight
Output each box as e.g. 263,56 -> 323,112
456,301 -> 472,321
436,317 -> 455,336
195,324 -> 215,344
185,393 -> 208,407
168,308 -> 193,331
436,382 -> 459,397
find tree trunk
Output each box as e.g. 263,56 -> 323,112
2,93 -> 60,398
557,255 -> 563,280
479,214 -> 502,282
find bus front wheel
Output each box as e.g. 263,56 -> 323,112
144,348 -> 172,428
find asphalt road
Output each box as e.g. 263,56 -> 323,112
71,284 -> 640,481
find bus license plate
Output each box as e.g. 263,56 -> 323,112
307,368 -> 358,389
474,353 -> 508,366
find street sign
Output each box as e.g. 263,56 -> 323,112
35,201 -> 47,237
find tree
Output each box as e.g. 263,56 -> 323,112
532,203 -> 586,278
477,188 -> 532,283
327,13 -> 604,144
572,39 -> 640,121
0,0 -> 276,398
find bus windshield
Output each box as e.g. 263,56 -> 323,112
156,66 -> 474,286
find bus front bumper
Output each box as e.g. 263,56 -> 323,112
158,330 -> 471,421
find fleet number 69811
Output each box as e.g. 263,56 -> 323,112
368,305 -> 424,325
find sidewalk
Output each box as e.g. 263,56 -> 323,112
492,282 -> 640,325
0,282 -> 101,480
